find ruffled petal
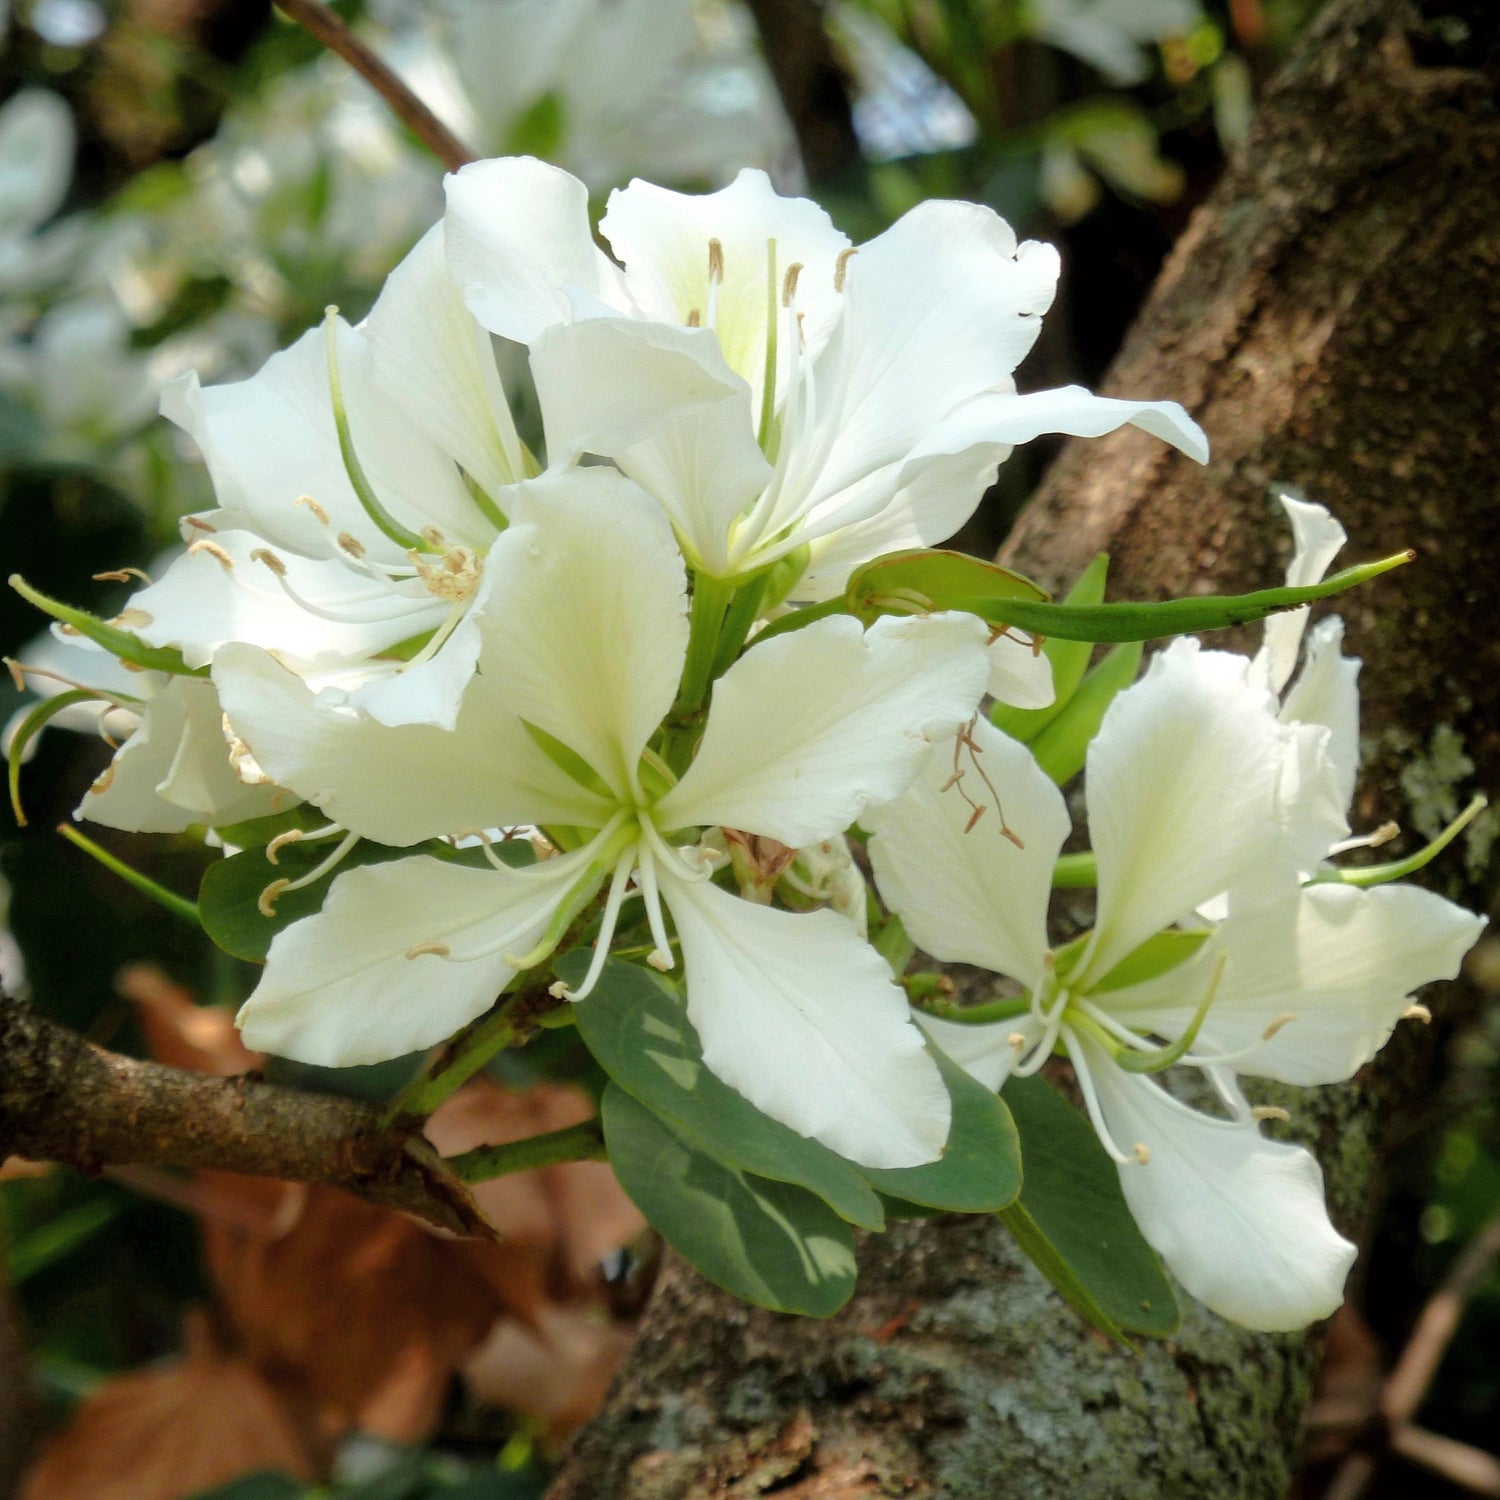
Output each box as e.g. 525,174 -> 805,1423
1071,1035 -> 1356,1331
442,156 -> 625,343
529,318 -> 769,577
599,168 -> 849,423
987,633 -> 1056,708
1106,881 -> 1486,1086
667,874 -> 950,1168
1279,616 -> 1360,816
212,642 -> 607,846
364,223 -> 524,502
865,714 -> 1065,991
1080,639 -> 1335,986
658,611 -> 990,848
238,849 -> 593,1066
1255,494 -> 1347,694
485,469 -> 690,800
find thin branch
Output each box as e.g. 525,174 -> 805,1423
0,995 -> 492,1239
272,0 -> 474,172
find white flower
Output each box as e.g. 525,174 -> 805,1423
865,640 -> 1483,1328
213,468 -> 994,1169
124,231 -> 527,730
1029,0 -> 1202,86
441,158 -> 1209,596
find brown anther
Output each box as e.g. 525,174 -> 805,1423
406,941 -> 450,959
834,247 -> 858,292
1261,1012 -> 1297,1041
1402,1003 -> 1433,1024
420,525 -> 447,549
337,531 -> 366,559
781,262 -> 803,307
257,879 -> 291,918
1251,1105 -> 1291,1123
90,763 -> 117,796
93,567 -> 152,585
1368,820 -> 1401,848
964,805 -> 987,833
707,237 -> 724,283
1132,1143 -> 1152,1165
5,658 -> 25,691
295,495 -> 330,525
184,516 -> 217,533
1007,1032 -> 1028,1049
120,660 -> 146,673
647,949 -> 673,972
112,608 -> 152,629
686,309 -> 701,328
250,548 -> 286,577
188,539 -> 235,571
265,829 -> 304,866
57,624 -> 81,637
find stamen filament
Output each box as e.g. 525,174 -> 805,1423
561,845 -> 638,1000
1060,1023 -> 1134,1166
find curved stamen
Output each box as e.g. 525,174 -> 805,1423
257,828 -> 360,915
632,835 -> 677,972
250,550 -> 430,626
1060,1023 -> 1134,1166
561,844 -> 639,1000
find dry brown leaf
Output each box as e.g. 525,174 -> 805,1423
21,1314 -> 315,1500
117,964 -> 262,1077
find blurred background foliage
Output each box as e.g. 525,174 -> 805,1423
0,1 -> 1495,1496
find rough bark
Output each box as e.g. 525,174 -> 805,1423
547,1 -> 1500,1495
0,997 -> 491,1237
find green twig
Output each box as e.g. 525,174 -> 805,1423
56,824 -> 200,925
446,1118 -> 607,1182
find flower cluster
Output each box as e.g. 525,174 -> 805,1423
9,160 -> 1482,1332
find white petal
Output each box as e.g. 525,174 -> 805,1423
987,633 -> 1056,709
364,223 -> 524,500
162,318 -> 484,563
1279,616 -> 1360,814
1256,494 -> 1347,694
130,533 -> 445,672
659,611 -> 990,848
917,1012 -> 1040,1094
1108,881 -> 1486,1086
78,679 -> 278,833
486,469 -> 689,800
442,157 -> 624,343
865,714 -> 1066,991
529,318 -> 769,577
668,874 -> 950,1168
0,89 -> 74,238
213,643 -> 607,845
239,850 -> 591,1066
600,168 -> 849,420
1073,1036 -> 1356,1330
799,207 -> 1061,510
1080,639 -> 1332,985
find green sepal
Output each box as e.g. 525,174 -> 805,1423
846,549 -> 1050,624
1000,1075 -> 1178,1344
1092,928 -> 1210,992
601,1082 -> 858,1317
9,575 -> 207,677
859,1045 -> 1021,1212
520,718 -> 614,800
1029,640 -> 1142,785
992,552 -> 1110,743
199,836 -> 532,962
567,954 -> 885,1230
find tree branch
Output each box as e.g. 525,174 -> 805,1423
0,995 -> 493,1239
271,0 -> 474,172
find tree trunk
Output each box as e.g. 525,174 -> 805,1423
548,1 -> 1500,1494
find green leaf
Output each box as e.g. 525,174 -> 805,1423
1092,928 -> 1210,992
846,548 -> 1051,624
187,1476 -> 306,1500
602,1082 -> 858,1316
199,838 -> 532,962
1029,640 -> 1142,785
568,955 -> 885,1230
8,574 -> 207,676
999,1076 -> 1178,1343
992,552 -> 1110,743
505,90 -> 565,159
6,1194 -> 127,1283
860,1046 -> 1020,1212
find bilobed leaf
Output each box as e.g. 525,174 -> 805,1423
992,552 -> 1109,744
199,838 -> 532,963
999,1075 -> 1178,1342
859,1046 -> 1020,1212
568,955 -> 885,1230
602,1083 -> 858,1317
1029,640 -> 1142,785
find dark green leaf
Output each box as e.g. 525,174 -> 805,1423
568,955 -> 884,1230
860,1046 -> 1020,1211
602,1083 -> 858,1316
1029,640 -> 1142,785
999,1075 -> 1178,1342
183,1473 -> 306,1500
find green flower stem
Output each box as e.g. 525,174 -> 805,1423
446,1118 -> 607,1183
747,595 -> 845,647
1052,852 -> 1097,887
56,824 -> 200,925
9,691 -> 107,825
913,993 -> 1033,1025
381,987 -> 530,1124
710,573 -> 771,678
1329,794 -> 1488,887
674,573 -> 735,717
